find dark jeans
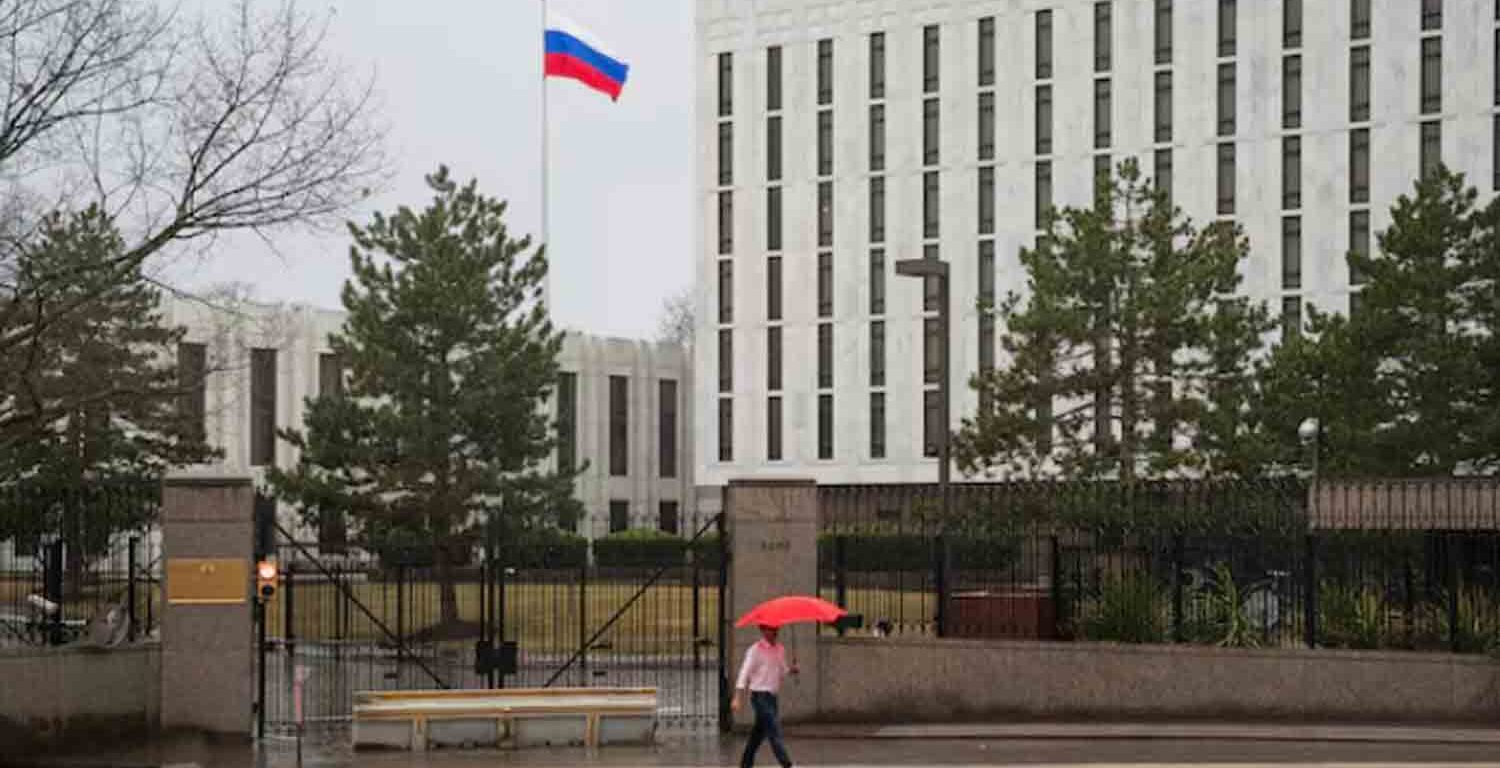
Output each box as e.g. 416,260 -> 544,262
741,691 -> 792,768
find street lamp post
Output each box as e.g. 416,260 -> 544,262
895,257 -> 951,637
1298,417 -> 1320,649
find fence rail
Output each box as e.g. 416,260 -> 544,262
818,480 -> 1500,654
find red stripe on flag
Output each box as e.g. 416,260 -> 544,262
545,52 -> 624,101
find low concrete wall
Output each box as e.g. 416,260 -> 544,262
816,636 -> 1500,724
0,644 -> 161,751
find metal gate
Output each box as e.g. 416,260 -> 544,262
254,514 -> 727,736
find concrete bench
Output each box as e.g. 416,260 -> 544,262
352,687 -> 657,751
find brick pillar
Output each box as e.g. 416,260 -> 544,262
725,479 -> 819,725
160,476 -> 255,736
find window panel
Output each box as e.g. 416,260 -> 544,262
923,25 -> 940,93
1155,0 -> 1172,65
923,389 -> 941,458
1035,85 -> 1052,155
870,320 -> 886,387
1421,120 -> 1442,178
1094,78 -> 1112,149
1350,210 -> 1370,286
923,244 -> 940,312
979,166 -> 995,235
923,98 -> 940,165
1036,160 -> 1053,229
610,375 -> 629,475
869,176 -> 885,243
250,348 -> 276,467
1217,142 -> 1235,216
869,249 -> 885,315
768,326 -> 783,391
718,259 -> 733,324
1094,2 -> 1112,72
1218,0 -> 1236,58
1284,54 -> 1302,129
718,122 -> 732,186
1281,296 -> 1301,341
1218,63 -> 1236,137
923,171 -> 939,240
818,394 -> 834,460
659,379 -> 678,478
718,398 -> 733,462
869,104 -> 886,171
818,181 -> 833,247
767,186 -> 782,251
1036,11 -> 1053,79
1282,216 -> 1302,290
870,32 -> 886,99
1351,46 -> 1370,122
767,46 -> 782,111
1154,148 -> 1173,204
717,53 -> 732,116
1155,71 -> 1172,143
979,17 -> 996,87
611,501 -> 629,533
178,342 -> 207,442
818,252 -> 833,318
870,392 -> 886,459
659,501 -> 679,534
1422,0 -> 1442,31
817,110 -> 833,176
767,116 -> 782,181
1352,0 -> 1371,40
1284,0 -> 1302,49
818,323 -> 833,389
978,92 -> 995,161
817,39 -> 833,105
1350,128 -> 1370,203
1094,154 -> 1111,199
1421,37 -> 1442,115
768,255 -> 783,320
767,396 -> 783,461
924,318 -> 941,385
1283,136 -> 1301,210
718,329 -> 733,392
717,191 -> 733,254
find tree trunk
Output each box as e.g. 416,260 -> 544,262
436,545 -> 461,628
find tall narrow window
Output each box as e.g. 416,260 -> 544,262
924,318 -> 941,385
923,244 -> 940,312
1281,297 -> 1302,341
817,252 -> 833,317
1350,47 -> 1370,122
1283,136 -> 1301,210
768,326 -> 783,391
250,348 -> 276,467
659,379 -> 678,478
817,110 -> 833,176
1217,143 -> 1235,216
717,260 -> 733,324
1351,0 -> 1371,40
1496,29 -> 1500,106
610,375 -> 628,475
978,17 -> 996,86
923,390 -> 941,458
817,181 -> 833,247
869,177 -> 885,243
1421,120 -> 1442,178
1095,78 -> 1112,149
717,53 -> 732,116
817,39 -> 833,105
870,32 -> 886,99
923,171 -> 939,239
1154,148 -> 1173,203
1155,0 -> 1172,65
818,394 -> 834,460
1036,85 -> 1052,155
869,249 -> 885,315
1282,216 -> 1302,290
978,167 -> 995,235
767,115 -> 782,181
923,25 -> 940,93
1035,161 -> 1053,229
557,371 -> 576,472
978,92 -> 995,161
869,104 -> 886,171
1094,2 -> 1112,72
1154,71 -> 1172,143
1284,0 -> 1302,49
1421,38 -> 1442,115
178,342 -> 207,442
1284,54 -> 1302,129
1094,154 -> 1112,199
870,320 -> 886,387
923,98 -> 940,165
818,323 -> 833,389
1217,63 -> 1235,137
1494,114 -> 1500,191
610,501 -> 629,533
869,392 -> 886,459
1036,11 -> 1053,79
717,191 -> 733,254
767,396 -> 783,461
718,398 -> 733,462
1350,128 -> 1370,203
1422,0 -> 1442,31
659,501 -> 679,534
318,352 -> 342,399
767,186 -> 782,251
767,46 -> 782,111
768,256 -> 783,320
718,329 -> 733,392
1350,210 -> 1371,285
978,240 -> 996,375
718,122 -> 732,186
1218,0 -> 1236,58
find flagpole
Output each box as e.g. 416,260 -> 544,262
540,0 -> 552,315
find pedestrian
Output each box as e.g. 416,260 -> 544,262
731,623 -> 798,768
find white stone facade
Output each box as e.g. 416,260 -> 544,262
162,298 -> 696,540
694,0 -> 1500,487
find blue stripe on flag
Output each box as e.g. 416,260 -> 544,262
544,30 -> 629,84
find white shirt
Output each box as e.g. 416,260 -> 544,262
736,639 -> 790,694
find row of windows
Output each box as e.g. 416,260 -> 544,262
608,500 -> 681,535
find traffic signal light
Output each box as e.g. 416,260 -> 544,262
256,560 -> 278,603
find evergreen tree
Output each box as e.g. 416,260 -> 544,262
954,160 -> 1274,480
269,167 -> 581,627
1258,167 -> 1500,475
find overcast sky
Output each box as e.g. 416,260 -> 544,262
166,0 -> 695,340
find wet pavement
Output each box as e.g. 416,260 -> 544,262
15,732 -> 1500,768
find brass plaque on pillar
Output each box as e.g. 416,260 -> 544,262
166,558 -> 248,605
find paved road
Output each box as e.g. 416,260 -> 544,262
21,735 -> 1500,768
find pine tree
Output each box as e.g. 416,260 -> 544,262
954,160 -> 1274,480
0,207 -> 216,574
269,167 -> 581,628
1258,167 -> 1500,475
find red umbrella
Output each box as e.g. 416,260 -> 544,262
736,595 -> 846,628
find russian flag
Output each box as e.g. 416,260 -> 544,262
544,14 -> 630,101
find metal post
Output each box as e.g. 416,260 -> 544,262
127,537 -> 138,643
1048,536 -> 1062,639
691,555 -> 702,670
1447,533 -> 1461,653
1171,534 -> 1185,643
1304,533 -> 1318,648
935,270 -> 952,639
496,560 -> 507,690
716,509 -> 730,734
256,599 -> 267,738
578,557 -> 588,687
834,534 -> 848,637
285,561 -> 296,666
44,540 -> 63,646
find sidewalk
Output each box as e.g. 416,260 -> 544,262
788,722 -> 1500,745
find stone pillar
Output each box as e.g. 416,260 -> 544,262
160,476 -> 255,737
725,479 -> 819,725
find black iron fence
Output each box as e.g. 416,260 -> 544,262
0,483 -> 161,648
818,480 -> 1500,654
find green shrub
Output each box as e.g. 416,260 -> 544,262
593,529 -> 691,568
1080,573 -> 1167,643
1318,581 -> 1387,650
818,532 -> 1018,573
497,528 -> 589,570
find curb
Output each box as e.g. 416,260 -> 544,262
787,723 -> 1500,745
